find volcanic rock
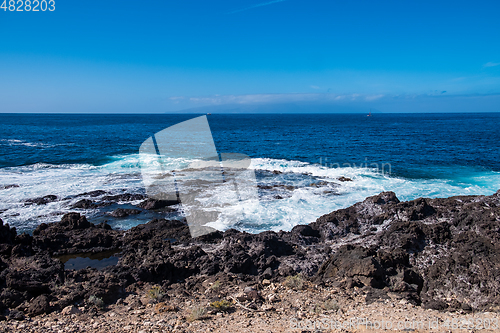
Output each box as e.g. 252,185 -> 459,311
137,198 -> 178,210
70,199 -> 95,209
1,190 -> 500,318
108,208 -> 141,218
32,213 -> 120,255
25,195 -> 58,205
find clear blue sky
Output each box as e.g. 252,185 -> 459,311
1,0 -> 499,113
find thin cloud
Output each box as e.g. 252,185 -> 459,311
228,0 -> 288,14
180,92 -> 500,106
365,94 -> 385,101
187,93 -> 385,105
483,62 -> 500,68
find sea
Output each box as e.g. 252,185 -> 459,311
1,113 -> 500,234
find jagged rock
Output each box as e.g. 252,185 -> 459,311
0,184 -> 19,190
316,245 -> 422,304
27,294 -> 51,316
338,177 -> 352,182
71,199 -> 95,209
61,305 -> 81,315
0,219 -> 16,244
60,213 -> 92,230
75,190 -> 107,198
2,190 -> 500,318
137,198 -> 178,210
108,208 -> 141,218
25,195 -> 58,205
0,289 -> 28,309
32,213 -> 121,254
102,193 -> 146,202
8,309 -> 25,321
291,224 -> 320,238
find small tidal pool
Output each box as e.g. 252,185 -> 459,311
55,249 -> 121,270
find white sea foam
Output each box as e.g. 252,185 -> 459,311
1,154 -> 499,233
0,139 -> 59,148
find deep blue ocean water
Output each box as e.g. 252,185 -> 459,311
1,113 -> 500,233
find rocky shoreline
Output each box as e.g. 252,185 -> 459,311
1,190 -> 500,329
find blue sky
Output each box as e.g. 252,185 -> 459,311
0,0 -> 499,113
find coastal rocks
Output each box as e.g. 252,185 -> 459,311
0,289 -> 28,309
137,198 -> 178,210
316,245 -> 422,304
108,208 -> 141,218
0,219 -> 16,245
7,309 -> 24,321
24,195 -> 58,205
0,219 -> 23,256
317,245 -> 386,288
0,185 -> 19,190
258,184 -> 295,191
337,177 -> 352,182
2,190 -> 500,319
314,191 -> 500,311
2,254 -> 64,294
68,192 -> 147,208
27,294 -> 51,316
311,191 -> 401,240
122,218 -> 190,246
75,190 -> 108,198
70,199 -> 95,209
102,193 -> 146,202
61,305 -> 81,315
32,213 -> 121,255
0,254 -> 64,315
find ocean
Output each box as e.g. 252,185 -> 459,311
1,113 -> 500,234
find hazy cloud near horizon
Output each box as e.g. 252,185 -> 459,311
166,93 -> 500,114
3,91 -> 498,114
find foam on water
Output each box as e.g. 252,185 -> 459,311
0,155 -> 146,231
1,154 -> 500,234
0,139 -> 59,148
204,158 -> 500,233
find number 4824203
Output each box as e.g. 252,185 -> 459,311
1,0 -> 55,11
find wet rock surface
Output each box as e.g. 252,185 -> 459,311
137,198 -> 178,210
1,190 -> 500,319
24,195 -> 58,206
0,185 -> 19,190
107,208 -> 142,218
31,213 -> 122,255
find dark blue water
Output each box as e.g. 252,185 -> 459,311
1,113 -> 499,233
1,113 -> 499,179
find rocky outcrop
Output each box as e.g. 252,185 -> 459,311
1,190 -> 500,318
313,191 -> 500,311
137,198 -> 178,210
108,208 -> 141,218
24,195 -> 58,205
32,213 -> 121,255
70,199 -> 95,209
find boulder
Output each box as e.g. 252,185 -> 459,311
61,305 -> 82,315
137,198 -> 178,210
25,195 -> 58,205
27,294 -> 51,316
108,208 -> 141,218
